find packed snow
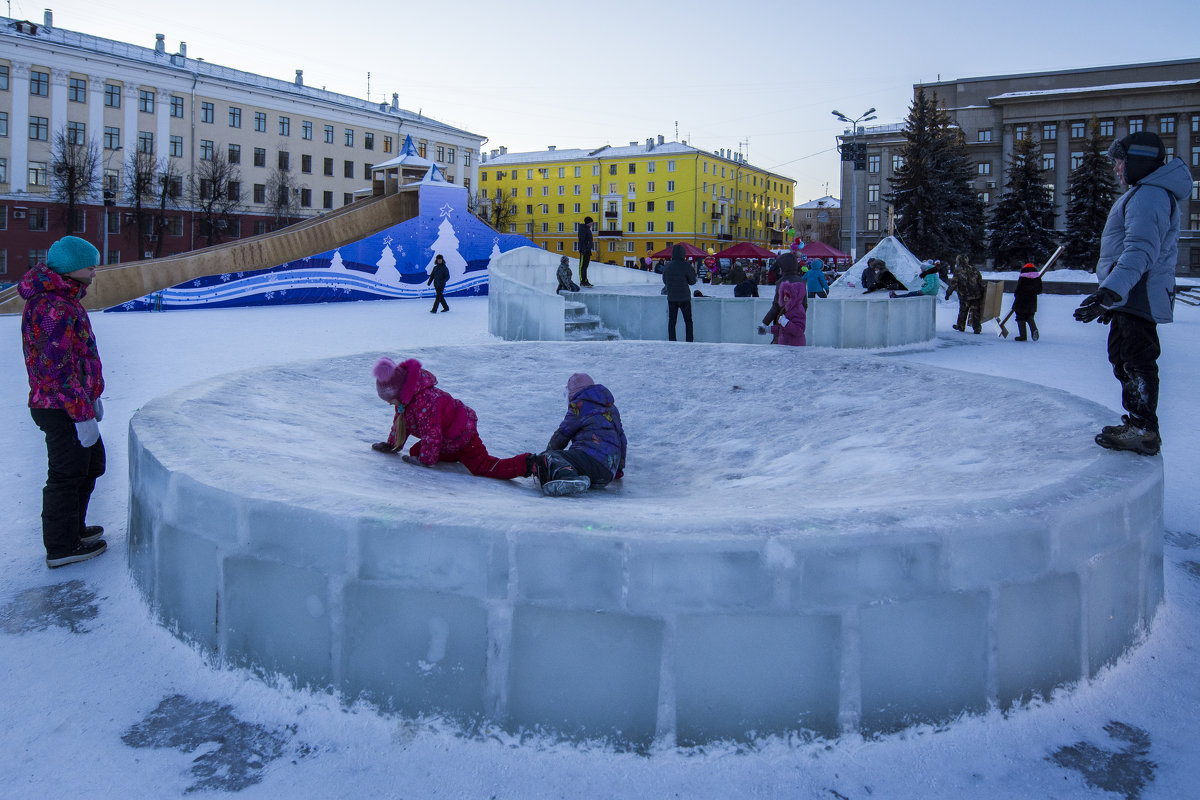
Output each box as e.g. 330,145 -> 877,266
3,287 -> 1200,798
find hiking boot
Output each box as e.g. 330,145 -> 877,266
1031,328 -> 1039,342
80,525 -> 104,544
524,453 -> 537,478
1013,336 -> 1027,341
542,475 -> 592,497
1101,415 -> 1133,436
1095,424 -> 1161,456
47,539 -> 107,569
952,324 -> 964,332
581,282 -> 594,288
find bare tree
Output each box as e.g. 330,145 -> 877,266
265,165 -> 302,228
471,190 -> 519,232
150,159 -> 184,257
189,148 -> 244,247
123,149 -> 159,248
50,128 -> 102,233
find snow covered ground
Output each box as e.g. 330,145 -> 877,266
2,290 -> 1199,799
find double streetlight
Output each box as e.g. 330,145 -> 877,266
832,107 -> 876,261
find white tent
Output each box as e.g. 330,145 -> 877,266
827,236 -> 928,297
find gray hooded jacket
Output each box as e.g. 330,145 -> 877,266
1097,157 -> 1190,323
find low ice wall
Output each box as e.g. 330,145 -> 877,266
488,248 -> 935,347
128,344 -> 1163,746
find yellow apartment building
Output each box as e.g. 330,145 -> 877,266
477,136 -> 795,267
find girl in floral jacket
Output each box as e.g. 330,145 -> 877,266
371,357 -> 532,480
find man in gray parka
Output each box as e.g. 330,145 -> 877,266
1074,131 -> 1190,456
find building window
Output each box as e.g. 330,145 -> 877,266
892,155 -> 904,172
434,145 -> 445,161
279,116 -> 290,136
1159,116 -> 1175,135
323,157 -> 334,176
975,129 -> 994,143
104,126 -> 119,149
302,121 -> 313,140
229,107 -> 241,127
628,201 -> 635,213
1014,124 -> 1029,140
867,184 -> 880,202
0,111 -> 7,137
867,155 -> 880,173
138,132 -> 154,154
1042,123 -> 1057,141
0,157 -> 6,184
978,191 -> 990,204
1070,121 -> 1086,139
364,132 -> 374,150
138,89 -> 155,113
300,188 -> 311,207
323,190 -> 333,209
253,148 -> 266,167
1042,152 -> 1055,171
344,129 -> 354,147
344,160 -> 354,178
866,212 -> 880,232
647,181 -> 655,193
1128,118 -> 1144,134
0,64 -> 8,90
30,70 -> 49,96
198,139 -> 213,160
28,161 -> 49,186
29,116 -> 49,141
363,163 -> 372,180
1071,151 -> 1084,169
978,162 -> 992,175
667,180 -> 675,192
201,102 -> 214,123
171,95 -> 184,118
324,125 -> 334,143
1099,119 -> 1114,137
383,135 -> 393,153
301,154 -> 312,173
104,84 -> 121,108
447,148 -> 455,164
68,77 -> 87,102
253,184 -> 266,204
228,144 -> 241,164
666,200 -> 675,212
66,121 -> 86,145
255,112 -> 267,132
277,151 -> 289,171
627,222 -> 635,233
170,135 -> 184,158
1192,115 -> 1200,133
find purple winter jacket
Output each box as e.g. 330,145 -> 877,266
547,384 -> 627,479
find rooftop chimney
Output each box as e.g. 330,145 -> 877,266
629,141 -> 637,147
646,138 -> 654,150
179,42 -> 187,58
44,10 -> 53,29
499,146 -> 507,155
548,145 -> 556,151
155,34 -> 165,54
658,135 -> 664,145
490,149 -> 498,159
391,92 -> 399,111
295,69 -> 304,86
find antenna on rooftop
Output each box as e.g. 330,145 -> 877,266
367,71 -> 370,99
674,120 -> 678,140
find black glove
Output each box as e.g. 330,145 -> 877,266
401,454 -> 431,467
1074,288 -> 1120,323
371,442 -> 398,453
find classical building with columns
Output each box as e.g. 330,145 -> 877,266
837,58 -> 1200,272
0,11 -> 482,280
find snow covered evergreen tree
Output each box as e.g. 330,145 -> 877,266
1063,118 -> 1119,270
886,87 -> 985,260
988,134 -> 1059,267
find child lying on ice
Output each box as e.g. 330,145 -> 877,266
371,357 -> 533,480
530,373 -> 627,497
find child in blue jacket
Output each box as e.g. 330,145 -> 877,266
532,373 -> 627,497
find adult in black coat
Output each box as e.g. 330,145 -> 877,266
428,254 -> 450,313
662,244 -> 697,342
577,217 -> 595,287
1011,262 -> 1043,341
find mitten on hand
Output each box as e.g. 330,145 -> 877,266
1073,287 -> 1120,323
93,397 -> 104,422
371,442 -> 398,453
401,454 -> 430,467
75,419 -> 100,448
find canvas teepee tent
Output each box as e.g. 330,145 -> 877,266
827,236 -> 927,297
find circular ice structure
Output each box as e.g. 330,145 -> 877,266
127,342 -> 1163,746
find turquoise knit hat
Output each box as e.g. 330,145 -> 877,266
46,236 -> 100,275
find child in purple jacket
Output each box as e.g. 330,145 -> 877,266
531,373 -> 627,497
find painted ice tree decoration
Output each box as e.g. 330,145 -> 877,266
426,211 -> 468,280
377,237 -> 399,284
488,238 -> 502,266
328,250 -> 346,272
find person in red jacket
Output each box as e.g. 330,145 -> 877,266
20,236 -> 108,568
371,357 -> 533,480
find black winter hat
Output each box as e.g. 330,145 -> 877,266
1108,131 -> 1166,185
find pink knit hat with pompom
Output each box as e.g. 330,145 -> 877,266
373,357 -> 408,402
567,372 -> 594,398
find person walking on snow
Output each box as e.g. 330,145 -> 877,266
1074,131 -> 1189,456
427,253 -> 450,313
662,243 -> 697,342
530,373 -> 627,497
946,254 -> 984,333
20,236 -> 108,568
371,357 -> 533,479
1011,262 -> 1043,341
577,217 -> 595,287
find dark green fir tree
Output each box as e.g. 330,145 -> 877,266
887,87 -> 985,260
1063,118 -> 1119,270
988,134 -> 1059,267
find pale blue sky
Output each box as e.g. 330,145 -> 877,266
13,0 -> 1199,202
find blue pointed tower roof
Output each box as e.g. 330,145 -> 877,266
420,163 -> 448,184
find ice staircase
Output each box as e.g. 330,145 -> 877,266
564,300 -> 619,340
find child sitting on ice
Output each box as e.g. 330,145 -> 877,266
371,357 -> 534,480
531,373 -> 627,497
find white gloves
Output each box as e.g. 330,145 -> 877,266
93,397 -> 104,422
75,419 -> 100,448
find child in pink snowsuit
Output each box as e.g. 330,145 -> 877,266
371,357 -> 532,480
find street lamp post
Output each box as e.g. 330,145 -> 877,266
832,108 -> 876,262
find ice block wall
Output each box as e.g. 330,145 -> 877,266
128,343 -> 1163,746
